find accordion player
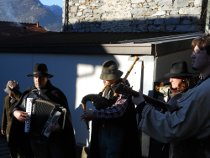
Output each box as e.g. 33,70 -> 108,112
24,98 -> 67,138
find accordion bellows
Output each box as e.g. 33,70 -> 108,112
25,98 -> 66,137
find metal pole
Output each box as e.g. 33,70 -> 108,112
205,0 -> 210,33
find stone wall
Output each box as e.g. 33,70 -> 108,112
64,0 -> 205,32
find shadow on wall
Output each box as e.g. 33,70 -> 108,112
63,16 -> 205,33
0,53 -> 120,148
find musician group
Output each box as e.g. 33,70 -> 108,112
2,35 -> 210,158
2,63 -> 76,158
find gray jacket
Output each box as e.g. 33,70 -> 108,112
139,78 -> 210,158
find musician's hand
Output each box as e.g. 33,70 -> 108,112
13,110 -> 28,122
1,130 -> 5,135
113,82 -> 139,97
113,82 -> 125,94
81,110 -> 94,121
132,91 -> 145,105
8,80 -> 18,90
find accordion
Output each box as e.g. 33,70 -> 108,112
25,98 -> 66,138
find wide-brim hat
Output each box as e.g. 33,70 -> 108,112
100,60 -> 123,80
27,63 -> 53,78
164,61 -> 193,79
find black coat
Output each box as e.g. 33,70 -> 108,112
12,80 -> 76,158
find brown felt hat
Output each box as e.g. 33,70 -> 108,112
100,60 -> 123,80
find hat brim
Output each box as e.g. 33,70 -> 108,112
27,73 -> 53,78
164,73 -> 194,79
156,72 -> 194,83
100,70 -> 123,80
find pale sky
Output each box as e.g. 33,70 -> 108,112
39,0 -> 62,7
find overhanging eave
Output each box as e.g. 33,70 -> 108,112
102,43 -> 152,55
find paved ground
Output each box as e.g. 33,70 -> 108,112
0,135 -> 10,158
0,134 -> 89,158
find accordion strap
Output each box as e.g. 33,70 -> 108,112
61,107 -> 67,129
42,106 -> 67,137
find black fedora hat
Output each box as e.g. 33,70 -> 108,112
100,60 -> 123,80
27,63 -> 53,78
164,61 -> 193,78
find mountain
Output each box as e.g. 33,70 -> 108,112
0,0 -> 62,32
45,5 -> 62,17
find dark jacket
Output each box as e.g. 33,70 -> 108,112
12,80 -> 76,158
1,96 -> 17,138
88,83 -> 142,158
1,88 -> 21,140
1,89 -> 32,158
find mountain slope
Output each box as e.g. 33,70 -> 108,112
0,0 -> 62,32
45,5 -> 62,17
